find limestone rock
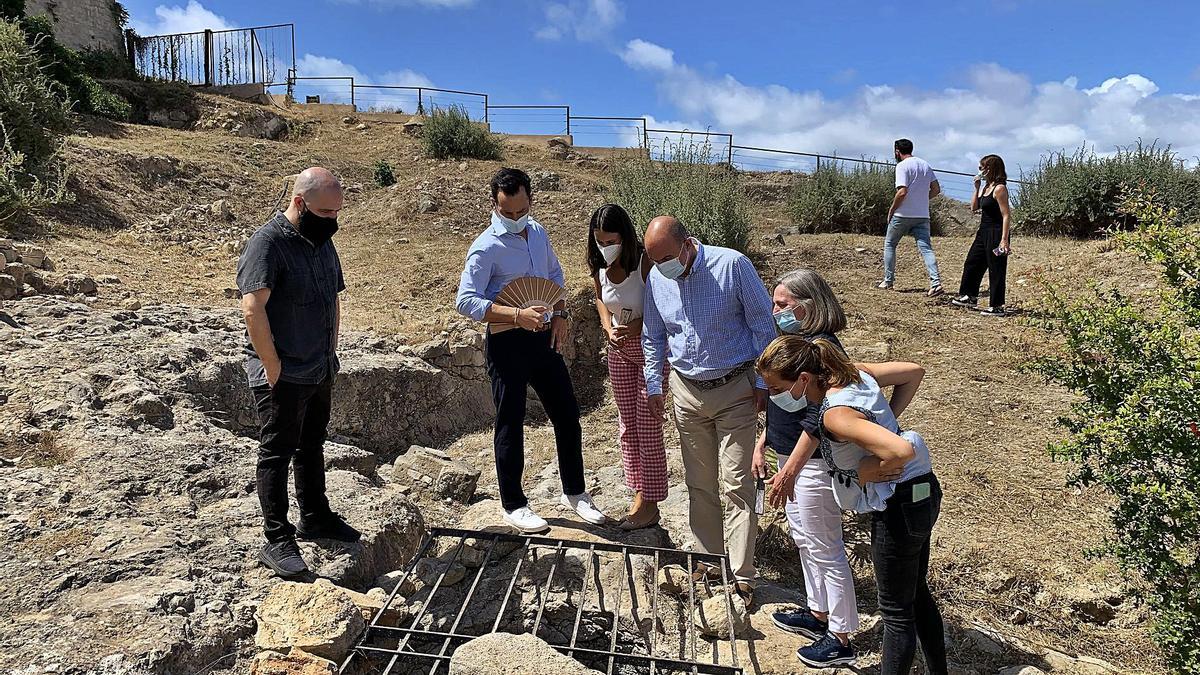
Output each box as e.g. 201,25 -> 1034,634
52,273 -> 98,296
249,651 -> 338,675
13,243 -> 46,268
531,170 -> 560,192
323,441 -> 376,478
394,445 -> 481,502
998,667 -> 1048,675
355,123 -> 369,131
264,116 -> 288,140
0,274 -> 16,300
657,564 -> 690,596
1060,584 -> 1122,625
449,632 -> 601,675
692,593 -> 750,639
417,194 -> 439,214
254,580 -> 366,662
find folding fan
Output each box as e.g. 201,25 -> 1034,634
487,276 -> 568,334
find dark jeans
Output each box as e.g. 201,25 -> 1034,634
872,473 -> 947,675
958,227 -> 1007,307
252,375 -> 334,542
486,328 -> 585,511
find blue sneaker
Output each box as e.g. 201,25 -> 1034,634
771,610 -> 828,640
797,633 -> 856,668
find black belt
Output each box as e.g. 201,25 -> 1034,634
677,362 -> 753,391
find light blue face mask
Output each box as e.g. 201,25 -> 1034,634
656,240 -> 688,279
769,380 -> 809,412
774,308 -> 801,333
496,211 -> 529,234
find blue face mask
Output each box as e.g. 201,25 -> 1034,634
496,211 -> 529,234
774,308 -> 801,333
656,240 -> 688,280
769,380 -> 809,412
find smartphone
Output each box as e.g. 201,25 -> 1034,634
992,246 -> 1010,257
754,477 -> 766,515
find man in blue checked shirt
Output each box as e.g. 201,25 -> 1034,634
455,167 -> 608,535
642,216 -> 777,596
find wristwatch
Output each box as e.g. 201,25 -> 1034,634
552,309 -> 571,319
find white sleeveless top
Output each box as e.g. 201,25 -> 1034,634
599,265 -> 645,326
818,372 -> 934,513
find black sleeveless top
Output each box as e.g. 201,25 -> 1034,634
979,187 -> 1003,229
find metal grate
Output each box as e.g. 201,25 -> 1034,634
340,527 -> 745,675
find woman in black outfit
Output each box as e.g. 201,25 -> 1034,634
952,154 -> 1011,316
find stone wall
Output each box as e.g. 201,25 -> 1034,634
26,0 -> 125,53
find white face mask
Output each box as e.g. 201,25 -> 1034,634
600,243 -> 622,264
656,240 -> 688,280
496,211 -> 529,234
769,378 -> 809,412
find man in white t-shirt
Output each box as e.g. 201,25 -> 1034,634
879,138 -> 943,296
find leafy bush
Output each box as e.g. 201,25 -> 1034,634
1015,142 -> 1200,238
1030,190 -> 1200,672
609,138 -> 751,252
421,105 -> 502,160
78,46 -> 138,80
373,159 -> 396,187
0,18 -> 72,221
786,161 -> 949,236
18,13 -> 131,121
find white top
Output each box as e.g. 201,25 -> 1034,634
894,156 -> 938,218
818,372 -> 934,513
599,265 -> 645,327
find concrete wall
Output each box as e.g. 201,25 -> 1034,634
26,0 -> 125,53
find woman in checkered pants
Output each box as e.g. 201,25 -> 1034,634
586,204 -> 669,530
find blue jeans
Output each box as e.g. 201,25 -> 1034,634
883,216 -> 941,286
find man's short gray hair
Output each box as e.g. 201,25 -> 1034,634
774,268 -> 847,335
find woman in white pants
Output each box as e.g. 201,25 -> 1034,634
752,268 -> 883,665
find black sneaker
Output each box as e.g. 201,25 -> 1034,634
297,511 -> 361,543
979,305 -> 1006,317
797,632 -> 856,668
951,294 -> 977,308
771,610 -> 828,640
259,538 -> 309,579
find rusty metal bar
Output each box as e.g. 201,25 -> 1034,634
566,543 -> 595,657
491,536 -> 531,633
531,541 -> 566,638
687,553 -> 697,665
428,536 -> 502,674
650,551 -> 660,675
718,562 -> 740,668
606,546 -> 626,675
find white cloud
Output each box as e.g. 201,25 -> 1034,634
620,39 -> 674,72
619,43 -> 1200,176
130,0 -> 235,35
296,54 -> 433,87
535,0 -> 624,42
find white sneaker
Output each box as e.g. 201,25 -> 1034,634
502,506 -> 548,533
876,280 -> 894,290
560,492 -> 609,526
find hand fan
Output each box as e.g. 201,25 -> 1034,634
488,276 -> 568,334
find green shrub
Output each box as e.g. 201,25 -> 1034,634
1015,142 -> 1200,238
1030,190 -> 1200,672
609,138 -> 751,252
421,105 -> 502,160
0,18 -> 72,221
373,159 -> 396,187
20,14 -> 131,121
786,161 -> 949,236
78,46 -> 138,80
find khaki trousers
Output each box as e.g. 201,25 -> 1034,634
670,369 -> 758,581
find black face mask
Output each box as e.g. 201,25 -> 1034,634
297,201 -> 338,247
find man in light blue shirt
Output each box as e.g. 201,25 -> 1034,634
642,216 -> 776,588
455,168 -> 606,534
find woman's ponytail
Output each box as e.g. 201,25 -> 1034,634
756,336 -> 861,388
811,338 -> 859,387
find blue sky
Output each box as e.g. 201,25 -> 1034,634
124,0 -> 1200,189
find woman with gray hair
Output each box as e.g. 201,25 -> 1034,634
753,268 -> 866,666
